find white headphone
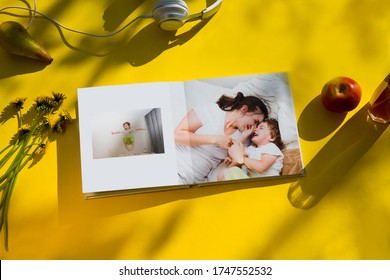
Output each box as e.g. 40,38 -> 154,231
152,0 -> 223,31
0,0 -> 223,36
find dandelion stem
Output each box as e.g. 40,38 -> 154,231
0,143 -> 20,170
0,169 -> 19,251
0,92 -> 70,251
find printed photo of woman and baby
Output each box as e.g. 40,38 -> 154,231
77,73 -> 304,195
174,73 -> 304,185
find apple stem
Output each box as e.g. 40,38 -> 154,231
339,84 -> 347,94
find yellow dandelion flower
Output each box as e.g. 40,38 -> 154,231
51,92 -> 66,107
34,96 -> 54,112
18,124 -> 31,133
53,110 -> 72,133
35,142 -> 49,155
59,110 -> 72,123
45,114 -> 59,128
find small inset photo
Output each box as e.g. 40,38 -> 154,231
91,108 -> 165,159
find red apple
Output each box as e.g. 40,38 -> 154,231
321,76 -> 362,112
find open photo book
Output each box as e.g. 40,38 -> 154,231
78,73 -> 305,198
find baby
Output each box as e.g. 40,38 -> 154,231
111,121 -> 146,151
218,118 -> 285,180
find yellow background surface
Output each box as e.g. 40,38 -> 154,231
1,0 -> 390,259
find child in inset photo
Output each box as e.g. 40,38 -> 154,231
111,121 -> 146,151
218,118 -> 285,180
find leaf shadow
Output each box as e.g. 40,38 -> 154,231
102,0 -> 144,32
120,18 -> 211,67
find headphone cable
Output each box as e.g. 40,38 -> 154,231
0,3 -> 153,37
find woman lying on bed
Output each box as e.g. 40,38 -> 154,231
217,118 -> 285,181
174,92 -> 269,184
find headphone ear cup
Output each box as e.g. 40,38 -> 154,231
152,0 -> 189,31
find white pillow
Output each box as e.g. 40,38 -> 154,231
183,80 -> 233,109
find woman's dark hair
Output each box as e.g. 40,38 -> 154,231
266,118 -> 285,151
123,122 -> 131,127
216,92 -> 269,120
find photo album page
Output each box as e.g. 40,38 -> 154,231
77,73 -> 305,198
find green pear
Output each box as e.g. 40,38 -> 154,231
0,21 -> 53,63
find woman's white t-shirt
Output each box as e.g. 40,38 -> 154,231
176,103 -> 241,184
